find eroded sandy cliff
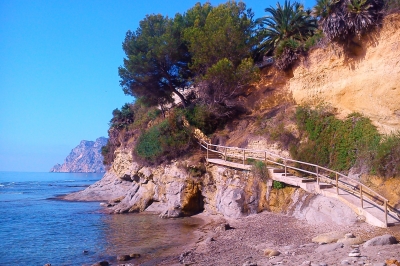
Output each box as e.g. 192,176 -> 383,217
289,14 -> 400,134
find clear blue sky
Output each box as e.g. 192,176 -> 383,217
0,0 -> 315,172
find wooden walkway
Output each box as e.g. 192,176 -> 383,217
201,141 -> 400,228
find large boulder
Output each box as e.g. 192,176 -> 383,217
363,234 -> 397,247
204,166 -> 268,218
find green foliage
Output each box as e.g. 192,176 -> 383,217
251,161 -> 270,181
312,0 -> 384,41
187,164 -> 207,178
304,30 -> 324,50
184,104 -> 220,135
129,98 -> 161,130
256,0 -> 317,70
183,2 -> 259,117
372,132 -> 400,178
293,105 -> 381,171
102,99 -> 163,168
257,0 -> 317,57
197,57 -> 260,117
135,111 -> 192,164
184,1 -> 255,73
101,142 -> 113,167
384,0 -> 400,13
110,103 -> 135,129
118,14 -> 191,106
273,180 -> 286,189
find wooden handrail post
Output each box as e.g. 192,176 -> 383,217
360,186 -> 363,209
264,151 -> 267,164
336,173 -> 339,195
224,147 -> 227,161
384,200 -> 388,227
316,166 -> 319,185
284,159 -> 287,176
207,143 -> 209,160
243,150 -> 245,166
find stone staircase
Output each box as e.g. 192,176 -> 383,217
202,141 -> 400,228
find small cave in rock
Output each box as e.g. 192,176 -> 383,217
182,188 -> 205,216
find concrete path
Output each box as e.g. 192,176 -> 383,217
206,158 -> 400,228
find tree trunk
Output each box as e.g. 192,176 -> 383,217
173,89 -> 187,107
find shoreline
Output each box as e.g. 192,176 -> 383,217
154,211 -> 400,266
59,175 -> 400,265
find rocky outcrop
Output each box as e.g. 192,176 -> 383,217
50,137 -> 107,173
288,14 -> 400,134
269,186 -> 359,226
65,141 -> 363,224
64,146 -> 269,218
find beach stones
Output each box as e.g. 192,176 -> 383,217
242,261 -> 257,266
363,234 -> 397,247
386,258 -> 400,266
117,255 -> 131,261
337,234 -> 364,246
264,248 -> 280,257
117,253 -> 140,261
91,261 -> 109,266
315,242 -> 344,253
312,231 -> 347,244
341,259 -> 351,265
348,247 -> 361,257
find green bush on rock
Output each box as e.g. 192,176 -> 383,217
135,112 -> 192,164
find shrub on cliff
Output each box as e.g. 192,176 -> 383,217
135,111 -> 192,164
102,99 -> 162,168
372,132 -> 400,178
292,105 -> 380,172
109,103 -> 135,130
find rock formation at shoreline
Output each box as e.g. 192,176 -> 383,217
50,137 -> 107,173
64,146 -> 361,225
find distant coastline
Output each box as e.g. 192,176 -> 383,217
50,137 -> 107,173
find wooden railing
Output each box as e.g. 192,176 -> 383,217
199,139 -> 390,226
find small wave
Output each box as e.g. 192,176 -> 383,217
64,180 -> 76,182
0,184 -> 4,187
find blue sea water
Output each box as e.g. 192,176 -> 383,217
0,172 -> 202,266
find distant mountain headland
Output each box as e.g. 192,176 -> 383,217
50,137 -> 108,173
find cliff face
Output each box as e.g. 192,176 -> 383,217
289,14 -> 400,134
50,137 -> 107,173
65,148 -> 268,218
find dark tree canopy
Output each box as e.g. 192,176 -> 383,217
184,1 -> 256,74
182,1 -> 259,117
118,14 -> 192,106
118,1 -> 260,117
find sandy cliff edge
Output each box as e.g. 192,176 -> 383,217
288,13 -> 400,134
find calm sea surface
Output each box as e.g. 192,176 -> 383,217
0,172 -> 202,266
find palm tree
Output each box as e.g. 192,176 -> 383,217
313,0 -> 384,40
256,0 -> 317,55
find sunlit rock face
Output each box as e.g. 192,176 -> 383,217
50,137 -> 107,173
64,146 -> 269,218
288,14 -> 400,134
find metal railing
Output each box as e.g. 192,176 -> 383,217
199,139 -> 390,226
